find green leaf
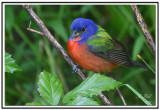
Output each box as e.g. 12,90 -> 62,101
38,70 -> 63,105
5,52 -> 22,73
124,84 -> 152,105
63,74 -> 122,103
26,102 -> 43,106
66,96 -> 100,105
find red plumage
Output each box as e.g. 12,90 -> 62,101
67,37 -> 118,73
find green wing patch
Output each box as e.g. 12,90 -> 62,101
87,26 -> 114,51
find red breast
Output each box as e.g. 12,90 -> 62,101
67,38 -> 118,73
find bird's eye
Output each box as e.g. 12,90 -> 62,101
81,27 -> 86,33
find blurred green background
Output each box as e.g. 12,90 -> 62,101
5,5 -> 155,105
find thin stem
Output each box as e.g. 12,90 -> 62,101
116,88 -> 127,106
109,73 -> 127,105
27,28 -> 44,36
22,4 -> 111,105
130,5 -> 155,55
137,55 -> 155,74
98,94 -> 112,105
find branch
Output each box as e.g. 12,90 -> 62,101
116,88 -> 127,105
22,5 -> 111,106
109,73 -> 127,105
27,28 -> 44,36
130,5 -> 155,55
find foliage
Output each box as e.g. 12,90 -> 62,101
26,102 -> 43,106
27,71 -> 121,105
66,96 -> 100,105
26,71 -> 151,106
5,52 -> 22,73
37,70 -> 63,105
63,74 -> 122,103
5,5 -> 155,105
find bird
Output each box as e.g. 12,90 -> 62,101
67,18 -> 147,73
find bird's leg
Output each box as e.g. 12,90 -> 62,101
72,65 -> 81,73
109,72 -> 127,106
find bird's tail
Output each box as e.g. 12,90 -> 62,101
131,60 -> 149,69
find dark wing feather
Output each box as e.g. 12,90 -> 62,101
87,35 -> 134,67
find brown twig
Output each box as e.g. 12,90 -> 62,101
22,4 -> 111,106
109,73 -> 127,105
116,88 -> 127,106
130,5 -> 155,55
27,28 -> 44,36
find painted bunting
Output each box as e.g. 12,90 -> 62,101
67,18 -> 147,73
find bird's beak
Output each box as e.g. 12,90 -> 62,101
72,30 -> 81,38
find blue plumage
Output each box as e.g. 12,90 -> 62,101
69,18 -> 98,43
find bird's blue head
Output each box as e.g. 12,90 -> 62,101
69,18 -> 98,43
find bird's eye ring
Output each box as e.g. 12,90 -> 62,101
81,27 -> 86,33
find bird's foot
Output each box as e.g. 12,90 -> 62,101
72,65 -> 80,73
100,72 -> 105,75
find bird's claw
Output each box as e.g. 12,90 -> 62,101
72,65 -> 80,73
